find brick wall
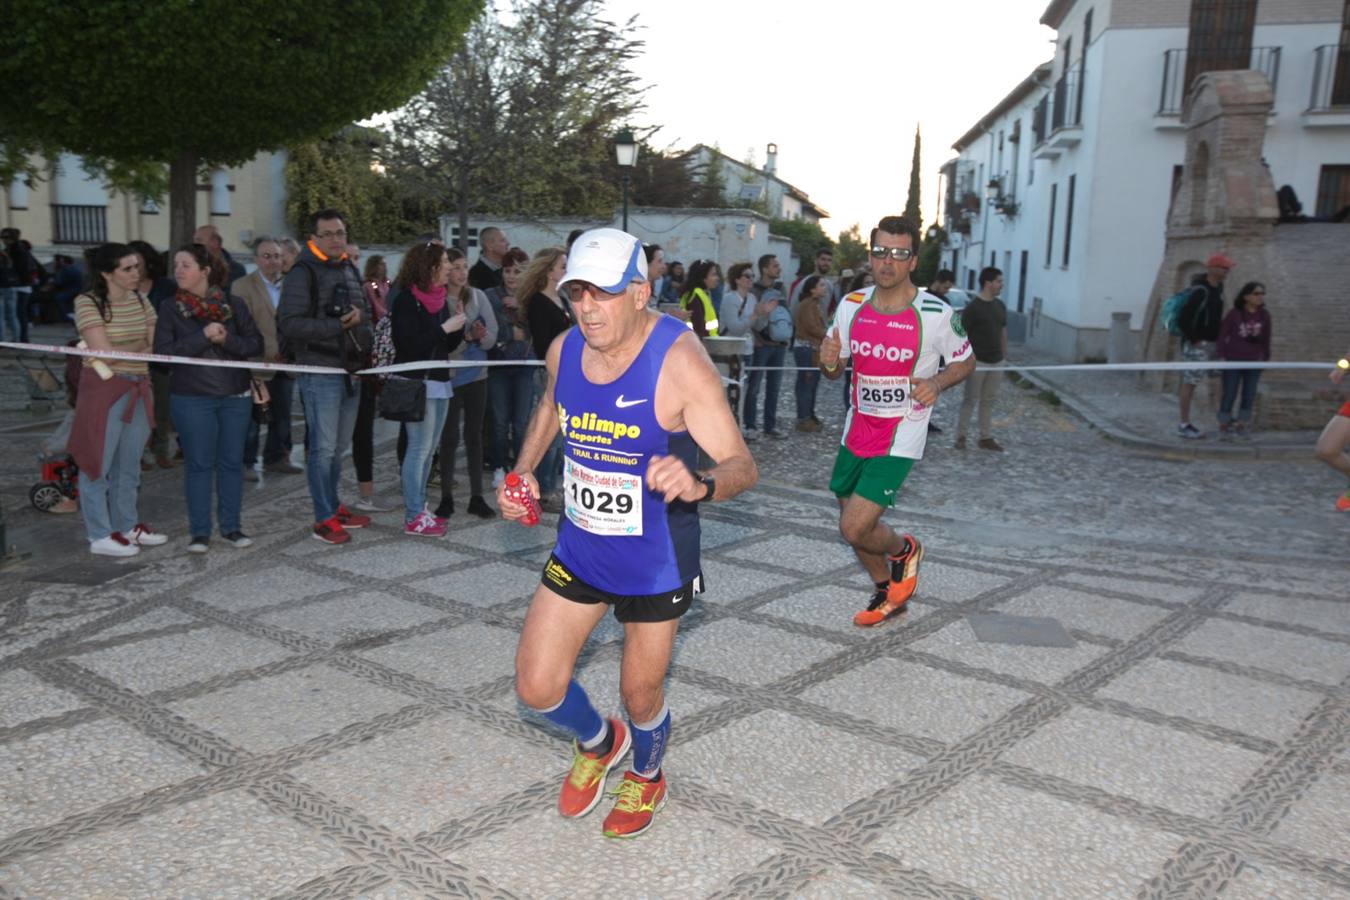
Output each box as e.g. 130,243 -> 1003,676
1110,0 -> 1341,30
1111,0 -> 1189,30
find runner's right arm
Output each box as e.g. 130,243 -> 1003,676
497,333 -> 565,518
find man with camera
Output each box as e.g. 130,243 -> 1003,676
278,209 -> 375,544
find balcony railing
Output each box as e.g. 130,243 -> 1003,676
1032,94 -> 1049,145
1309,44 -> 1350,111
51,204 -> 107,245
1158,46 -> 1281,115
1051,62 -> 1084,131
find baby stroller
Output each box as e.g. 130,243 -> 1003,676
31,453 -> 80,512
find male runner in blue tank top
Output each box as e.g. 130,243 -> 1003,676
497,228 -> 757,838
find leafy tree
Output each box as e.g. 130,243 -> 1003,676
834,224 -> 869,271
285,129 -> 441,244
770,218 -> 834,276
903,126 -> 923,233
385,0 -> 645,247
627,141 -> 703,208
692,148 -> 730,208
914,225 -> 947,287
0,1 -> 482,246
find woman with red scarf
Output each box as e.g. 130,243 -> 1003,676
389,242 -> 466,536
153,243 -> 263,553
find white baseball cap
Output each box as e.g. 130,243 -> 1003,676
559,228 -> 648,293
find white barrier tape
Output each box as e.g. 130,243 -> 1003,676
738,360 -> 1335,374
5,342 -> 1332,380
0,342 -> 543,377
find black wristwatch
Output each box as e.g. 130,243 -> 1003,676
696,473 -> 715,503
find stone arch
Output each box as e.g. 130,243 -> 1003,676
1189,141 -> 1210,227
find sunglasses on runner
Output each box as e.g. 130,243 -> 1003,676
870,246 -> 916,261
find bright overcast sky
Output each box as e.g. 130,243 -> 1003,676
604,0 -> 1057,237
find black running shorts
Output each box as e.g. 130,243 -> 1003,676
540,553 -> 702,623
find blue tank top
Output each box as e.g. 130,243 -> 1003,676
553,314 -> 700,595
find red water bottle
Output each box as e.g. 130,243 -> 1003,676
503,473 -> 540,527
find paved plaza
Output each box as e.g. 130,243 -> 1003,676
0,351 -> 1347,898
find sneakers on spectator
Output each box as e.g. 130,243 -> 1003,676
1177,422 -> 1205,440
187,536 -> 210,554
313,517 -> 351,545
221,531 -> 253,548
352,495 -> 394,513
127,523 -> 168,546
558,718 -> 631,819
977,437 -> 1004,452
434,496 -> 454,518
953,436 -> 967,450
795,419 -> 820,433
764,428 -> 786,439
854,535 -> 922,627
90,533 -> 139,558
742,427 -> 760,442
603,771 -> 667,839
467,495 -> 495,519
404,511 -> 446,537
335,505 -> 370,529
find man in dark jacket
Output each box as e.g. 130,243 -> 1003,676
469,226 -> 508,291
1176,252 -> 1231,439
1,228 -> 36,339
277,208 -> 375,544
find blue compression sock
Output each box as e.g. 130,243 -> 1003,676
629,703 -> 671,779
535,679 -> 605,745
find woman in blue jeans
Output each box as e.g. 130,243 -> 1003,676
154,244 -> 262,553
389,243 -> 466,536
485,247 -> 533,481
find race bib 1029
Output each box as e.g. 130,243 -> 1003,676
563,457 -> 643,536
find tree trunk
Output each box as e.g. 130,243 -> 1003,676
457,164 -> 470,252
169,151 -> 198,250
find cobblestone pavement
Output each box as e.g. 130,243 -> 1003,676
0,346 -> 1347,898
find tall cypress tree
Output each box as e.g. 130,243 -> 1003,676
903,126 -> 923,232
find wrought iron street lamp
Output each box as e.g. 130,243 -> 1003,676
614,129 -> 638,232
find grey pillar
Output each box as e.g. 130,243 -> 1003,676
1108,312 -> 1132,365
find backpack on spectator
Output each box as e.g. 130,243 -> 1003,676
1161,286 -> 1202,337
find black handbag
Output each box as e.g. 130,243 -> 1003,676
378,375 -> 426,422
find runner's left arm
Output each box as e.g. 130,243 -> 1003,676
913,312 -> 976,407
646,333 -> 757,504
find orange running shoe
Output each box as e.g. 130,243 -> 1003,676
603,771 -> 667,838
853,535 -> 923,627
557,718 -> 630,819
1336,488 -> 1350,512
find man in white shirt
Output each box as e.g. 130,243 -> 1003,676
237,237 -> 301,476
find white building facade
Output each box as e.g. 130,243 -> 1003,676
681,144 -> 830,224
940,0 -> 1350,360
